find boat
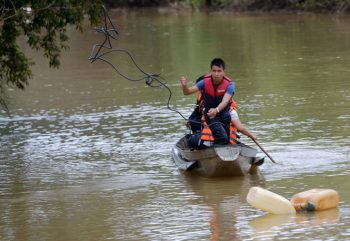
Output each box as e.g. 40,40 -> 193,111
172,135 -> 264,177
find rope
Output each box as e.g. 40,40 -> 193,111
89,6 -> 227,133
88,6 -> 190,121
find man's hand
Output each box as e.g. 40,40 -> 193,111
180,76 -> 188,87
207,108 -> 218,119
249,133 -> 257,140
180,76 -> 199,95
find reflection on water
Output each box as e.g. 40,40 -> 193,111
250,208 -> 340,240
182,174 -> 265,204
1,9 -> 350,241
179,175 -> 266,241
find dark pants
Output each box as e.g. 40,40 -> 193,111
204,111 -> 230,145
187,131 -> 207,150
188,109 -> 202,133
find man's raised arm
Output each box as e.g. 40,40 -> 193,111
180,76 -> 199,95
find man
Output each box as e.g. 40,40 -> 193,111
229,103 -> 257,141
180,58 -> 234,145
188,100 -> 257,149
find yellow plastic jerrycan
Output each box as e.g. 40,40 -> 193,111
290,189 -> 339,211
246,186 -> 296,215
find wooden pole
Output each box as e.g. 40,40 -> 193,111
250,138 -> 277,164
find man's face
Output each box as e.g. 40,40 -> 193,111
211,65 -> 225,84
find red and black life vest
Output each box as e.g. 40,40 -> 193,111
195,74 -> 232,113
202,74 -> 232,111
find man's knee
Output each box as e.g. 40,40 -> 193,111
210,122 -> 229,145
188,111 -> 202,133
215,134 -> 229,145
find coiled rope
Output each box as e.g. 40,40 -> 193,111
88,6 -> 227,133
88,6 -> 188,121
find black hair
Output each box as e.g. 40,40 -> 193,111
210,58 -> 225,70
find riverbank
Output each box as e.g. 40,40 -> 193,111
104,0 -> 350,14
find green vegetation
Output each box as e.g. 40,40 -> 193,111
1,0 -> 349,111
0,0 -> 103,111
104,0 -> 350,12
194,0 -> 350,12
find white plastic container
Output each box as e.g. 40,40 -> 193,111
246,186 -> 296,215
290,189 -> 339,211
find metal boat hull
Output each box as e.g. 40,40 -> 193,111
172,136 -> 263,177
